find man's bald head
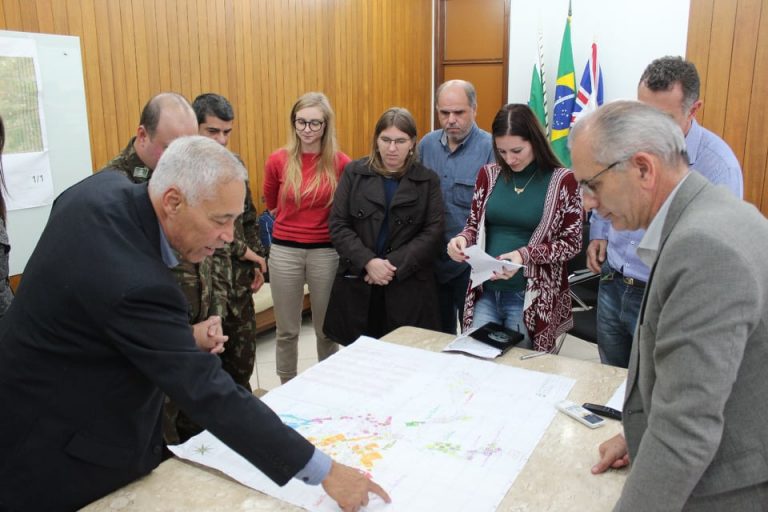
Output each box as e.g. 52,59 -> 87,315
134,92 -> 198,170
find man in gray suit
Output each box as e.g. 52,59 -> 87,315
570,101 -> 768,510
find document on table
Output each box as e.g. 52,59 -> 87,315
442,327 -> 502,359
463,244 -> 524,288
606,379 -> 627,410
171,337 -> 575,512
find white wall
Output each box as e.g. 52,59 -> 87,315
507,0 -> 691,107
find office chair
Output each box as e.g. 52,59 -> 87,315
554,220 -> 599,353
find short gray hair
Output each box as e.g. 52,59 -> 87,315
148,135 -> 246,205
436,79 -> 477,108
569,100 -> 688,170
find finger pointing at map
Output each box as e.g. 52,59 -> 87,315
322,461 -> 392,511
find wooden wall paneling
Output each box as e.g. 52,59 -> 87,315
154,2 -> 172,98
202,0 -> 218,94
19,0 -> 38,33
189,0 -> 203,94
94,0 -> 121,163
0,0 -> 434,209
194,0 -> 208,94
0,0 -> 20,29
359,0 -> 372,142
63,0 -> 80,45
336,0 -> 348,137
105,0 -> 125,139
131,0 -> 150,105
264,0 -> 281,145
251,0 -> 269,194
745,4 -> 768,213
35,0 -> 54,33
77,0 -> 106,168
239,0 -> 261,202
700,0 -> 737,136
224,0 -> 238,108
106,0 -> 131,151
233,0 -> 248,158
116,0 -> 140,143
50,0 -> 69,34
176,1 -> 193,98
687,0 -> 715,123
723,0 -> 762,166
141,0 -> 161,98
166,0 -> 183,93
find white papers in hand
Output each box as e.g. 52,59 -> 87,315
463,245 -> 524,288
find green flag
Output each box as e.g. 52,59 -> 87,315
550,2 -> 575,167
529,63 -> 547,134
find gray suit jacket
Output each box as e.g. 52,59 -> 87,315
617,172 -> 768,511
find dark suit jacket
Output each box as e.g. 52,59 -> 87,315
619,172 -> 768,510
0,171 -> 314,512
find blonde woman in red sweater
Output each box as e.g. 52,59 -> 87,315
263,92 -> 351,384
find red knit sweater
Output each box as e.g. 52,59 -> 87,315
263,149 -> 351,244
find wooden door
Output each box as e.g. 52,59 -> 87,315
435,0 -> 510,131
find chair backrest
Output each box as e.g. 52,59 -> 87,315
566,219 -> 599,344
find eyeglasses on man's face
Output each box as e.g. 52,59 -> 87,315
578,160 -> 625,197
378,136 -> 411,147
294,118 -> 325,132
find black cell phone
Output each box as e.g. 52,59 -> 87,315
469,322 -> 525,353
582,403 -> 623,421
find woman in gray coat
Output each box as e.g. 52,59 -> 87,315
324,108 -> 444,345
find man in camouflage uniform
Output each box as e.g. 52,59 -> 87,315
193,93 -> 267,394
100,92 -> 229,443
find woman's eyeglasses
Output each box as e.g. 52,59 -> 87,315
294,118 -> 325,132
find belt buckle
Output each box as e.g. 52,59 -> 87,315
622,276 -> 643,287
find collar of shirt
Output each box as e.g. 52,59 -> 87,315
637,172 -> 691,268
685,118 -> 702,167
157,221 -> 179,268
439,123 -> 479,152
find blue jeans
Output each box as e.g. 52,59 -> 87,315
471,290 -> 532,349
596,263 -> 645,368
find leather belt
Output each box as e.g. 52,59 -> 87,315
621,275 -> 646,289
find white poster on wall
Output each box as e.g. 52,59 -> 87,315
0,36 -> 54,210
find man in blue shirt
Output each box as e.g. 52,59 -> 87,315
418,80 -> 495,334
587,56 -> 743,367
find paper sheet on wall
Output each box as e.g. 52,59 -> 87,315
171,337 -> 575,511
0,36 -> 54,210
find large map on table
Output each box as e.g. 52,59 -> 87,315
171,337 -> 574,511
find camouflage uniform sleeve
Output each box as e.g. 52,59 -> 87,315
242,182 -> 265,256
209,245 -> 232,319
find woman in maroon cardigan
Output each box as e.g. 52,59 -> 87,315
447,104 -> 582,352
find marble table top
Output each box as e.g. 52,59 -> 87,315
82,326 -> 628,511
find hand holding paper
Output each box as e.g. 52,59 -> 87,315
463,245 -> 525,288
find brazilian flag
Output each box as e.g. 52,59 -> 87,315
550,2 -> 575,167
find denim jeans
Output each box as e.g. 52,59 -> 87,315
596,263 -> 645,368
471,289 -> 532,349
